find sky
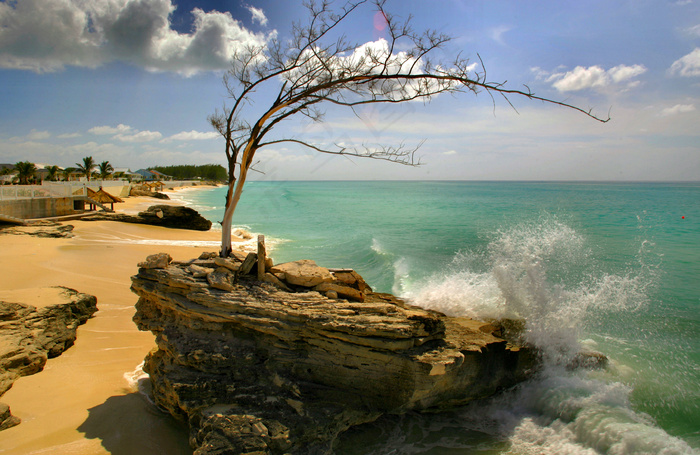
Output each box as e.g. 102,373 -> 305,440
0,0 -> 699,181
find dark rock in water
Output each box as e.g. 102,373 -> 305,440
0,287 -> 98,430
83,205 -> 212,231
131,257 -> 538,454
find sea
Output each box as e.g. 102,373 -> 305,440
171,180 -> 699,455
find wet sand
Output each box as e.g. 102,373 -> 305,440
0,189 -> 225,454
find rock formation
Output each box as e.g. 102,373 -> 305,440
0,287 -> 98,430
129,187 -> 171,199
0,221 -> 74,238
131,252 -> 538,454
83,205 -> 212,231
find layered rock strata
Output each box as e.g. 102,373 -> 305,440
83,205 -> 212,231
0,221 -> 74,238
131,252 -> 537,454
0,287 -> 98,430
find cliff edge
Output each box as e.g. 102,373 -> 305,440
131,252 -> 537,454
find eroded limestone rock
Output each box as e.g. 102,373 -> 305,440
83,205 -> 212,231
131,259 -> 537,454
269,260 -> 333,287
0,287 -> 98,430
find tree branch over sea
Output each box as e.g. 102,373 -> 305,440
209,0 -> 609,258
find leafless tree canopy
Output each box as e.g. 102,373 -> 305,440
209,0 -> 608,257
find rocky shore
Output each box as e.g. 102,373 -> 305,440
131,251 -> 538,454
0,287 -> 98,430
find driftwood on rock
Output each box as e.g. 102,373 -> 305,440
131,251 -> 538,454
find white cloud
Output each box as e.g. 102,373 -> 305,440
57,132 -> 82,139
490,25 -> 512,45
549,66 -> 609,91
443,150 -> 457,155
8,129 -> 50,141
165,130 -> 220,141
246,5 -> 268,26
543,64 -> 647,92
116,130 -> 163,142
609,64 -> 647,83
685,24 -> 700,37
669,48 -> 700,77
26,129 -> 50,140
660,104 -> 696,116
0,0 -> 273,75
89,124 -> 132,135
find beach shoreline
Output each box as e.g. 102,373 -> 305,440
0,185 -> 224,454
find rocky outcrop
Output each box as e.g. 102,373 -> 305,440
83,205 -> 212,231
0,221 -> 74,238
129,187 -> 171,199
0,287 -> 98,430
131,252 -> 537,454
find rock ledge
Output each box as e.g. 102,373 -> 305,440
0,286 -> 98,430
131,252 -> 537,454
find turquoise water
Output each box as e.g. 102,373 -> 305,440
175,181 -> 699,454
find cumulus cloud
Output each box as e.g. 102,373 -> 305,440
165,130 -> 220,141
57,132 -> 82,139
0,0 -> 272,75
660,104 -> 696,116
669,48 -> 700,77
26,129 -> 51,140
246,5 -> 268,26
116,130 -> 163,142
89,124 -> 132,135
538,64 -> 647,92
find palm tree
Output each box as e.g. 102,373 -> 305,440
46,165 -> 60,182
98,161 -> 114,180
14,161 -> 36,185
75,156 -> 96,181
62,167 -> 75,181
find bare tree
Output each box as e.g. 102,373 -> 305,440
209,0 -> 608,258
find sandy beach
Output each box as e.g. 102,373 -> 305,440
0,187 -> 223,454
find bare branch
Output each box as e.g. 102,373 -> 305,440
211,0 -> 610,257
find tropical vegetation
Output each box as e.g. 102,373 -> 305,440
150,164 -> 226,181
75,156 -> 96,181
14,161 -> 36,185
45,165 -> 60,182
98,161 -> 114,180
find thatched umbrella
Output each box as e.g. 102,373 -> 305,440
87,187 -> 124,211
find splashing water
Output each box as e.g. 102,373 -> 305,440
407,217 -> 653,365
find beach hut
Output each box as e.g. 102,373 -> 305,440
149,181 -> 166,192
87,187 -> 124,211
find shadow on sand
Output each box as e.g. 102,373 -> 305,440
78,392 -> 192,455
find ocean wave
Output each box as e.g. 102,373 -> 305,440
406,217 -> 656,365
123,361 -> 155,406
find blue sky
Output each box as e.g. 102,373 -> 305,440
0,0 -> 698,181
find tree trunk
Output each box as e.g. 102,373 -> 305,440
219,180 -> 236,257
